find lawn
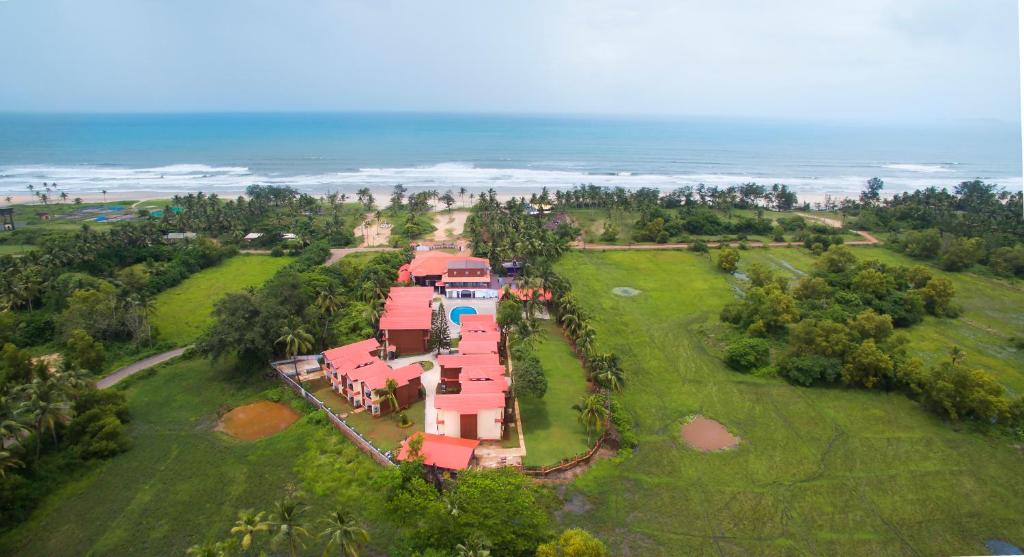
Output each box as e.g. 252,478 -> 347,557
738,246 -> 1024,394
151,254 -> 293,346
554,249 -> 1024,556
519,322 -> 592,466
307,379 -> 424,452
0,357 -> 382,557
0,244 -> 35,255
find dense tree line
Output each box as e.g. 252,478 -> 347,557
195,245 -> 411,368
848,179 -> 1024,277
720,245 -> 1024,430
465,191 -> 573,272
551,182 -> 799,212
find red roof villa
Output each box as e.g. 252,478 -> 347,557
397,432 -> 480,471
405,251 -> 498,299
321,338 -> 424,416
433,313 -> 508,440
379,286 -> 434,355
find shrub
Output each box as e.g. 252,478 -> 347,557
688,240 -> 709,253
717,248 -> 740,274
724,338 -> 770,372
940,237 -> 984,271
777,354 -> 842,386
609,397 -> 637,449
270,246 -> 285,257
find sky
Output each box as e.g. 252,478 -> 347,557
0,0 -> 1019,123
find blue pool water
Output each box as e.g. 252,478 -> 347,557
450,306 -> 478,325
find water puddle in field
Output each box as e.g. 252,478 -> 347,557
681,416 -> 739,452
612,287 -> 642,297
217,401 -> 300,440
986,540 -> 1023,555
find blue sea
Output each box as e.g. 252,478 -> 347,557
0,112 -> 1020,200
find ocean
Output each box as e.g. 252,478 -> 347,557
0,112 -> 1020,201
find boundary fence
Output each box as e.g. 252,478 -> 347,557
520,433 -> 609,477
272,365 -> 396,468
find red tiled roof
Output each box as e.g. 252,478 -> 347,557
459,365 -> 507,380
362,363 -> 423,391
457,340 -> 498,355
397,432 -> 479,470
434,392 -> 505,413
459,314 -> 498,331
408,251 -> 490,277
437,353 -> 501,369
460,377 -> 509,394
346,360 -> 393,383
380,286 -> 433,331
507,288 -> 553,301
322,338 -> 380,371
397,264 -> 412,283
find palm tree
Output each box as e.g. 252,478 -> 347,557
59,191 -> 68,204
572,393 -> 610,444
0,447 -> 23,477
574,323 -> 597,356
4,196 -> 11,205
590,353 -> 625,392
372,378 -> 400,416
231,509 -> 270,552
101,189 -> 107,202
319,510 -> 369,557
455,540 -> 491,557
316,287 -> 343,342
270,498 -> 311,557
276,325 -> 314,376
18,379 -> 74,458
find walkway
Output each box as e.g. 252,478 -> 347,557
574,229 -> 879,251
96,347 -> 189,389
389,352 -> 440,435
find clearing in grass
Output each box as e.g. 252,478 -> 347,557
151,254 -> 293,346
554,249 -> 1024,556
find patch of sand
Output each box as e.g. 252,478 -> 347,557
354,213 -> 392,247
681,416 -> 739,452
217,401 -> 299,440
432,210 -> 470,241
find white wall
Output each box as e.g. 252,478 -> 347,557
437,409 -> 461,437
476,408 -> 503,440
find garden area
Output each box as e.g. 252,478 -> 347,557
553,249 -> 1024,556
518,322 -> 592,466
150,254 -> 294,346
306,378 -> 424,452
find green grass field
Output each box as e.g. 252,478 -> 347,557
0,244 -> 35,255
554,249 -> 1024,556
0,357 -> 360,557
151,255 -> 294,346
519,322 -> 592,466
737,246 -> 1024,393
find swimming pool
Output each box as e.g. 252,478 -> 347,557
450,306 -> 478,325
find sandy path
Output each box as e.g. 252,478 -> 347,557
432,210 -> 470,241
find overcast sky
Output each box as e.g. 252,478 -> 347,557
0,0 -> 1019,123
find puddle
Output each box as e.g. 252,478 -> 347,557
681,416 -> 740,452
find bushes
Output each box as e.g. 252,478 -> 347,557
717,248 -> 740,274
919,358 -> 1011,422
939,237 -> 984,271
724,338 -> 770,372
777,354 -> 842,386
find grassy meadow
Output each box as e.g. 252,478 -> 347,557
554,249 -> 1024,556
519,322 -> 592,466
0,357 -> 377,557
151,254 -> 294,346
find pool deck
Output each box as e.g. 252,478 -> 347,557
438,297 -> 497,335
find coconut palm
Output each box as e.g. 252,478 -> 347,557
231,509 -> 270,552
316,287 -> 343,341
18,379 -> 74,458
574,323 -> 597,355
101,189 -> 107,202
590,353 -> 625,392
276,324 -> 314,376
270,498 -> 311,557
455,540 -> 491,557
319,510 -> 369,557
0,446 -> 23,478
572,393 -> 610,444
372,378 -> 400,416
59,191 -> 68,203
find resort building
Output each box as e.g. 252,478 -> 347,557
455,313 -> 501,355
321,338 -> 424,416
437,353 -> 502,386
379,286 -> 434,355
402,251 -> 498,299
397,432 -> 480,471
435,392 -> 506,440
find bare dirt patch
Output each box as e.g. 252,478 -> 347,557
216,401 -> 299,440
354,213 -> 392,247
431,210 -> 469,241
680,415 -> 739,452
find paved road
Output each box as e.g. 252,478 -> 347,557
96,347 -> 189,389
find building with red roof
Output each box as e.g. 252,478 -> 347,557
379,286 -> 434,355
435,391 -> 506,440
407,251 -> 497,299
437,352 -> 501,384
397,432 -> 479,471
321,339 -> 424,416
